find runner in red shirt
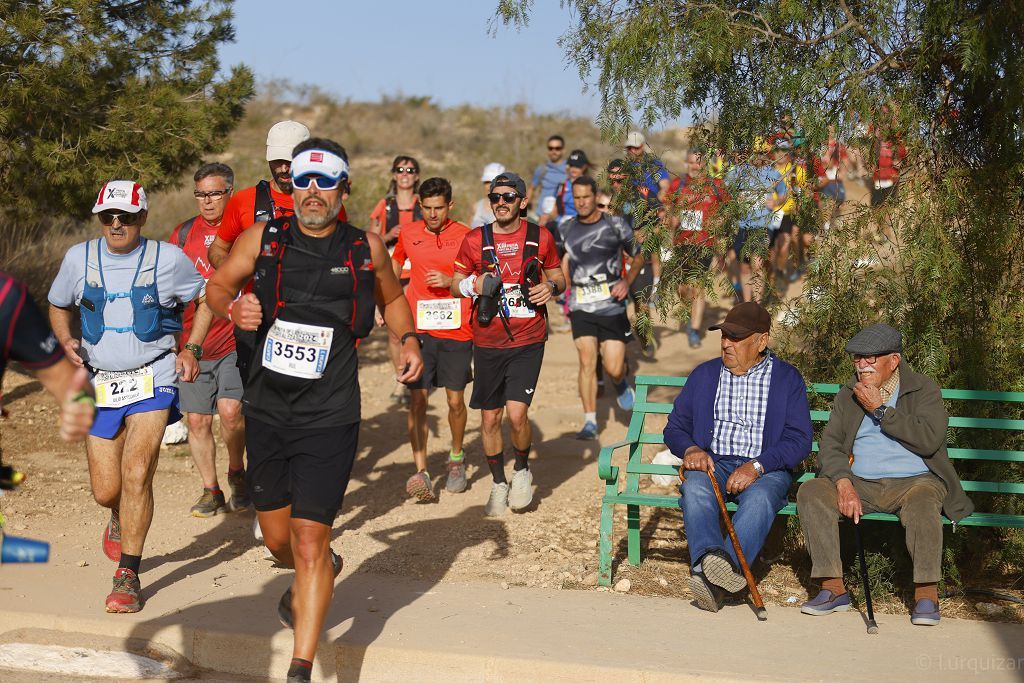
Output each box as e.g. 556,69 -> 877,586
168,162 -> 249,518
371,155 -> 422,406
451,172 -> 564,516
391,177 -> 473,502
671,149 -> 729,348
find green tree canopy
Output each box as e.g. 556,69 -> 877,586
1,0 -> 254,220
499,0 -> 1024,392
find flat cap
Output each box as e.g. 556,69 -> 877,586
844,323 -> 902,355
708,302 -> 771,339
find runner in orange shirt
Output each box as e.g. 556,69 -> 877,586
391,177 -> 473,501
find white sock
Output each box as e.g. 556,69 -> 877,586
584,412 -> 596,425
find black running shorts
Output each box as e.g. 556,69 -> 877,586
470,342 -> 545,410
407,334 -> 473,391
245,417 -> 359,525
570,310 -> 633,343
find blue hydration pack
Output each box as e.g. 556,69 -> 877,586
80,238 -> 182,344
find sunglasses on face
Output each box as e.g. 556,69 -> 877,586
597,203 -> 609,209
193,189 -> 231,200
393,166 -> 418,174
548,145 -> 563,151
98,211 -> 143,226
488,192 -> 521,205
292,174 -> 345,191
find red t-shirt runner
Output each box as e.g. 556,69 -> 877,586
216,183 -> 348,245
392,219 -> 473,342
453,220 -> 561,349
674,175 -> 729,247
169,216 -> 236,360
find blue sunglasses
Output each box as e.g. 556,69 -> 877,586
292,173 -> 346,191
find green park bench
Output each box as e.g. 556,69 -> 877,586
597,375 -> 1024,586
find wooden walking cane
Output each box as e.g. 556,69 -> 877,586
680,465 -> 768,621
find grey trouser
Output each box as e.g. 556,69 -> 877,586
797,473 -> 947,583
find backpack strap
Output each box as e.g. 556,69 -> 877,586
254,180 -> 276,222
176,217 -> 198,249
85,239 -> 104,289
133,238 -> 159,289
477,223 -> 514,341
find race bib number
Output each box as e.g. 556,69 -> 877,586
93,366 -> 154,408
575,275 -> 611,305
417,298 -> 461,330
262,319 -> 333,379
503,283 -> 535,319
770,210 -> 785,229
680,210 -> 703,232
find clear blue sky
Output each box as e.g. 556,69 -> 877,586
218,1 -> 687,126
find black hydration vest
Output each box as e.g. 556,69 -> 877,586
253,180 -> 277,222
245,217 -> 377,427
383,196 -> 422,247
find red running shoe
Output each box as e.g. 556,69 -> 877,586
102,510 -> 121,562
105,567 -> 142,613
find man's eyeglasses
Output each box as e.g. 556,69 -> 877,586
292,174 -> 345,191
852,353 -> 892,364
548,145 -> 563,151
488,192 -> 520,205
393,166 -> 418,174
193,189 -> 231,200
98,211 -> 143,226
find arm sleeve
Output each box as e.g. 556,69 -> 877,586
756,368 -> 813,473
880,379 -> 948,456
453,232 -> 477,276
165,246 -> 205,303
47,251 -> 80,308
7,282 -> 63,369
817,389 -> 855,481
664,382 -> 698,457
391,233 -> 407,266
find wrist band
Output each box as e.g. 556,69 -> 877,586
71,390 -> 96,408
400,331 -> 421,347
459,274 -> 478,298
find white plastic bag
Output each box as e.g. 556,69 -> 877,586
650,449 -> 683,486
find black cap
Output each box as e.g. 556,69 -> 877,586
844,324 -> 902,355
607,158 -> 625,172
489,172 -> 527,196
567,149 -> 590,168
708,302 -> 772,339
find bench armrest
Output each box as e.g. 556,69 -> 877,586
598,439 -> 635,482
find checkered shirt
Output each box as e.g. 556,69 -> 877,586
710,352 -> 774,459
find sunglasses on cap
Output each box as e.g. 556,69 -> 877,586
292,174 -> 346,191
488,192 -> 521,204
393,166 -> 418,174
98,211 -> 143,226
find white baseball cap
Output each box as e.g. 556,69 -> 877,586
266,120 -> 311,161
92,180 -> 148,214
624,131 -> 646,148
481,162 -> 506,182
291,149 -> 349,181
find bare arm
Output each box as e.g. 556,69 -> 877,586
208,235 -> 232,269
207,226 -> 263,331
369,232 -> 422,383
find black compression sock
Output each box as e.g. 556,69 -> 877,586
286,658 -> 313,681
118,553 -> 142,574
485,453 -> 507,483
513,446 -> 530,472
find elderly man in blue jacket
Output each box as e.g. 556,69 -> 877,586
665,302 -> 812,612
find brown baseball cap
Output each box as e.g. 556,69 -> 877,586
708,302 -> 771,339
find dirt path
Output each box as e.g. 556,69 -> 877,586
2,291 -> 1020,625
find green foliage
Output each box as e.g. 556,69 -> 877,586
0,0 -> 254,221
498,0 -> 1024,577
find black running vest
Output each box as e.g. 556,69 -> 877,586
242,217 -> 375,427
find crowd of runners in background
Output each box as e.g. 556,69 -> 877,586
0,113 -> 906,682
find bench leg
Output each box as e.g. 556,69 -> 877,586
627,504 -> 641,567
599,501 -> 615,586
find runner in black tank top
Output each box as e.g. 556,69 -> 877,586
205,139 -> 422,682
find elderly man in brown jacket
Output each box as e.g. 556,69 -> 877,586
797,324 -> 973,626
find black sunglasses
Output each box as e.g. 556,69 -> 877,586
393,166 -> 418,174
548,145 -> 564,151
98,211 -> 143,226
488,192 -> 520,204
597,203 -> 609,209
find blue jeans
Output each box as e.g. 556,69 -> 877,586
678,456 -> 791,572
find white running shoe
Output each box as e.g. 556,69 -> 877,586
508,468 -> 534,511
484,482 -> 510,516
